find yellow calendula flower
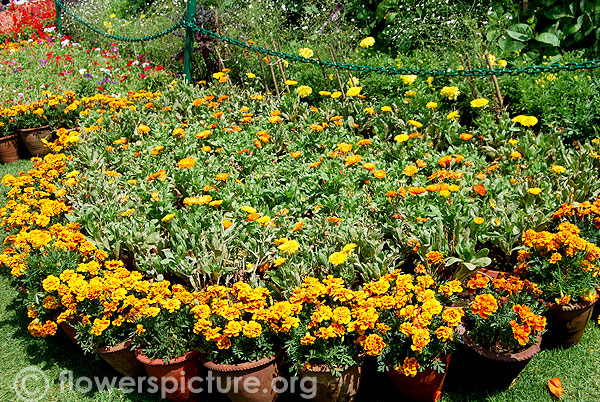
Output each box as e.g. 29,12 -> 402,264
296,85 -> 313,98
528,187 -> 542,195
298,48 -> 314,58
246,72 -> 256,79
395,134 -> 409,143
426,101 -> 438,110
346,86 -> 362,97
360,36 -> 375,48
161,213 -> 175,222
331,91 -> 342,99
381,106 -> 392,112
470,98 -> 489,108
329,251 -> 348,265
121,208 -> 135,217
285,80 -> 298,86
447,111 -> 460,120
273,257 -> 286,267
474,217 -> 485,225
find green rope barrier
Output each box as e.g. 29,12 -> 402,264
183,21 -> 600,78
55,0 -> 184,43
52,0 -> 600,78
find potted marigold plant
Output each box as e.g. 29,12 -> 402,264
520,222 -> 600,347
448,272 -> 546,389
359,272 -> 459,402
131,279 -> 203,402
12,100 -> 53,156
196,282 -> 283,402
0,110 -> 19,163
280,276 -> 363,402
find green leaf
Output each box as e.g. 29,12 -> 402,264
545,5 -> 574,20
536,32 -> 560,46
506,23 -> 533,42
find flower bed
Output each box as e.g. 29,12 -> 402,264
1,27 -> 600,400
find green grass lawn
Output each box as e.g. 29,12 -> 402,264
1,159 -> 599,402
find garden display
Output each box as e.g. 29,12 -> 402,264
1,1 -> 600,402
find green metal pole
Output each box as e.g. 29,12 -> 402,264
184,0 -> 197,83
55,0 -> 63,36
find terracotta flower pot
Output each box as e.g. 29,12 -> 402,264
447,325 -> 540,390
50,311 -> 81,347
0,134 -> 20,163
98,340 -> 146,377
200,355 -> 282,402
385,355 -> 449,402
299,364 -> 361,402
17,125 -> 53,157
135,349 -> 204,401
134,349 -> 204,402
543,294 -> 598,348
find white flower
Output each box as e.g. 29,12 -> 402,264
43,27 -> 56,33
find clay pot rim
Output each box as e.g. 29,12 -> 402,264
134,348 -> 200,366
0,133 -> 18,141
98,339 -> 133,354
16,125 -> 51,133
547,293 -> 599,312
200,354 -> 277,372
299,363 -> 360,374
458,324 -> 541,362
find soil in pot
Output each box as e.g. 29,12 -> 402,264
98,340 -> 146,377
0,134 -> 20,163
446,326 -> 540,390
543,295 -> 598,349
385,355 -> 450,402
135,349 -> 204,402
17,126 -> 53,157
299,363 -> 361,402
201,355 -> 283,402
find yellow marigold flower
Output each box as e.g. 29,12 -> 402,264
209,200 -> 223,207
555,295 -> 571,305
121,208 -> 135,217
331,91 -> 342,99
243,321 -> 262,338
460,133 -> 473,140
359,36 -> 375,48
426,101 -> 438,110
246,72 -> 256,79
138,125 -> 150,133
403,165 -> 418,177
363,334 -> 386,356
319,91 -> 332,96
329,251 -> 348,265
285,80 -> 298,86
498,59 -> 507,68
291,151 -> 302,158
552,165 -> 566,174
398,357 -> 420,377
161,213 -> 175,222
528,188 -> 542,195
177,157 -> 197,169
345,154 -> 362,166
395,134 -> 409,143
364,107 -> 375,115
296,85 -> 313,98
408,120 -> 423,128
474,217 -> 485,225
470,98 -> 489,108
373,170 -> 386,179
381,106 -> 392,112
42,275 -> 60,292
363,162 -> 376,171
273,257 -> 286,267
222,219 -> 234,229
346,86 -> 362,97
